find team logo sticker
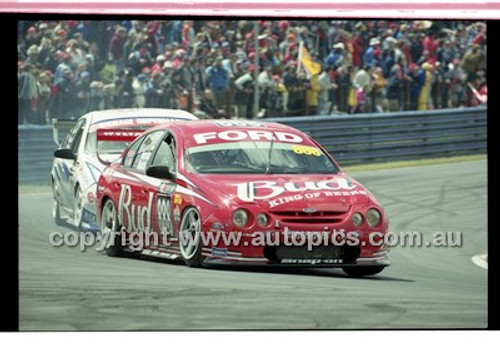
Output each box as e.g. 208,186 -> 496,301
173,194 -> 182,205
173,205 -> 181,222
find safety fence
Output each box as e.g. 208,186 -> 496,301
19,106 -> 486,185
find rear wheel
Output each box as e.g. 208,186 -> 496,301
343,266 -> 385,277
100,199 -> 123,257
179,207 -> 203,267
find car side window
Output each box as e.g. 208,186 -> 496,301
122,137 -> 144,168
131,131 -> 165,171
62,119 -> 85,151
151,134 -> 177,174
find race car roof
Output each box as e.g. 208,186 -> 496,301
87,108 -> 198,125
146,119 -> 311,148
150,119 -> 297,134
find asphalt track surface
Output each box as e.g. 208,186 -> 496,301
19,161 -> 487,330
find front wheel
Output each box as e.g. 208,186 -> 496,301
343,266 -> 385,277
73,186 -> 84,231
52,181 -> 63,226
179,207 -> 203,267
100,199 -> 123,257
52,198 -> 63,226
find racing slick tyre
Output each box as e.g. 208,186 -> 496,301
52,182 -> 63,226
100,198 -> 124,257
179,207 -> 203,268
343,266 -> 385,277
74,186 -> 84,231
52,194 -> 63,226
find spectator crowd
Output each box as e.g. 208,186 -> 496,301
18,19 -> 487,124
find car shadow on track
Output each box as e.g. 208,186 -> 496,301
206,265 -> 415,282
131,254 -> 414,282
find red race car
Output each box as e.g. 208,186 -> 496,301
96,119 -> 390,276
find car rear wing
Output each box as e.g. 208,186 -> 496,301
96,129 -> 144,143
95,128 -> 145,165
52,118 -> 78,146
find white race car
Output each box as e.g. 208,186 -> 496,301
51,108 -> 198,231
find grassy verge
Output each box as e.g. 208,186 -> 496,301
18,154 -> 486,194
342,154 -> 486,173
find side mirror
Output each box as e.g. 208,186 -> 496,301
54,148 -> 76,160
146,166 -> 176,181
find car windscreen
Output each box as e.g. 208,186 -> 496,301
184,141 -> 339,174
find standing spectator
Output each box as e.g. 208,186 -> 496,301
408,63 -> 425,110
446,58 -> 468,107
335,65 -> 350,112
372,66 -> 388,112
122,69 -> 135,108
55,67 -> 76,118
18,63 -> 39,124
89,81 -> 105,111
364,37 -> 381,68
109,26 -> 127,69
306,73 -> 321,115
74,71 -> 91,117
418,62 -> 434,110
257,65 -> 275,116
199,88 -> 221,118
43,48 -> 61,73
325,42 -> 346,69
352,65 -> 373,112
25,26 -> 41,48
37,71 -> 52,124
37,37 -> 53,66
103,78 -> 124,109
132,73 -> 149,108
25,45 -> 41,68
386,65 -> 405,112
234,64 -> 255,119
460,44 -> 483,81
317,67 -> 337,115
206,56 -> 229,113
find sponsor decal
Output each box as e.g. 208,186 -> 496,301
158,182 -> 170,194
85,161 -> 101,183
118,184 -> 153,233
280,258 -> 344,265
59,162 -> 70,182
82,208 -> 97,223
214,120 -> 267,128
173,205 -> 181,222
157,196 -> 173,237
193,130 -> 303,145
235,178 -> 357,203
267,191 -> 366,208
141,249 -> 179,260
212,247 -> 228,259
173,194 -> 182,205
96,129 -> 144,142
291,145 -> 321,156
211,222 -> 224,230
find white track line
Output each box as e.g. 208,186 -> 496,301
471,254 -> 488,270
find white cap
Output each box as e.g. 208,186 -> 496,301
333,42 -> 345,50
